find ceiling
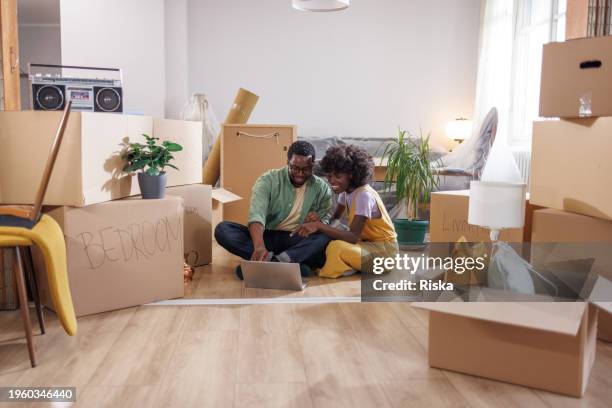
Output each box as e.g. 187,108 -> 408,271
18,0 -> 60,25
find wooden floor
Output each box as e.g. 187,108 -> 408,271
0,242 -> 611,407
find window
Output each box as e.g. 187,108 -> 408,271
474,0 -> 566,149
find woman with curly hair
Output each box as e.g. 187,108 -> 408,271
293,144 -> 397,278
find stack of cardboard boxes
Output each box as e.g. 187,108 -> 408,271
531,35 -> 612,344
420,35 -> 612,397
0,111 -> 237,316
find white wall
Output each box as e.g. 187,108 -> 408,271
164,0 -> 189,119
60,0 -> 166,117
18,25 -> 62,109
19,25 -> 61,67
186,0 -> 481,146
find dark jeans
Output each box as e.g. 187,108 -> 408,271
214,221 -> 330,268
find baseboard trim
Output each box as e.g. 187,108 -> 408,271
146,296 -> 362,306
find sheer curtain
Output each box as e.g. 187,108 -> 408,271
473,0 -> 566,148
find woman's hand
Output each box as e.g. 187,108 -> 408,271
295,221 -> 321,237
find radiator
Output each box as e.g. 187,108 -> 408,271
512,149 -> 531,189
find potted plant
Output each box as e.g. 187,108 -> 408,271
123,134 -> 183,199
380,129 -> 439,245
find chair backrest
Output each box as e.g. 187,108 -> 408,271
30,101 -> 72,221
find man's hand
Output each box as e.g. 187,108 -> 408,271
251,246 -> 269,261
295,221 -> 321,238
304,212 -> 321,223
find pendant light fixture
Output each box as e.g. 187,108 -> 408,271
292,0 -> 350,12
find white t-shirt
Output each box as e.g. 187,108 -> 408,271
338,188 -> 382,219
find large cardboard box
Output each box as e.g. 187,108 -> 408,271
531,208 -> 612,342
0,112 -> 202,206
540,36 -> 612,118
414,300 -> 598,397
35,197 -> 184,316
166,185 -> 241,267
211,188 -> 242,234
167,184 -> 212,267
429,190 -> 537,243
530,118 -> 612,221
221,124 -> 296,225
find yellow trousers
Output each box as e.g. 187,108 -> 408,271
319,240 -> 398,279
319,240 -> 363,279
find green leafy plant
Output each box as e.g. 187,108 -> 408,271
379,128 -> 440,220
123,134 -> 183,176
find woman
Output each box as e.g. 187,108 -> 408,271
294,145 -> 397,278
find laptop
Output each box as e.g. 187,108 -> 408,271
0,101 -> 72,229
240,260 -> 307,291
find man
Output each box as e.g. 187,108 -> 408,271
214,141 -> 333,279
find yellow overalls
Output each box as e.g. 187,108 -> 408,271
319,185 -> 397,279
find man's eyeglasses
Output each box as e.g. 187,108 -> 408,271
288,164 -> 313,175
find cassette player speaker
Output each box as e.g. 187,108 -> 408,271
29,63 -> 123,113
33,83 -> 65,111
94,87 -> 123,112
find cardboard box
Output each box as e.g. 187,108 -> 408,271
221,124 -> 296,225
429,190 -> 537,243
540,36 -> 612,118
530,118 -> 612,221
0,112 -> 202,206
35,197 -> 184,316
531,208 -> 612,342
414,300 -> 598,397
166,185 -> 241,267
211,187 -> 242,234
167,184 -> 212,267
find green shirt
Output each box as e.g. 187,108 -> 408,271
248,167 -> 332,229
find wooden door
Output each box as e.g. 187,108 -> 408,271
0,0 -> 20,110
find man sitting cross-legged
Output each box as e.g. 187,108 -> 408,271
214,141 -> 333,279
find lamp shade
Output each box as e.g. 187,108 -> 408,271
446,118 -> 473,141
468,181 -> 527,230
292,0 -> 350,12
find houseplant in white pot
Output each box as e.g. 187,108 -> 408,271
380,129 -> 439,245
123,134 -> 183,199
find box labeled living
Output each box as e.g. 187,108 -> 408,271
429,190 -> 536,243
220,124 -> 296,225
531,208 -> 612,342
531,118 -> 612,221
540,36 -> 612,118
0,111 -> 202,207
34,197 -> 184,316
414,299 -> 598,397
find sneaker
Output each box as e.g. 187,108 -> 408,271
235,265 -> 244,280
299,264 -> 312,277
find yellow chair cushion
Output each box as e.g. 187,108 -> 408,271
0,215 -> 77,336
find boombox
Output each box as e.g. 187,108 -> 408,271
29,63 -> 123,113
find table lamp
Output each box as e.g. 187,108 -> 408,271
468,141 -> 527,241
446,118 -> 473,143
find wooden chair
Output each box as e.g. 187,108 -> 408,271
0,101 -> 72,367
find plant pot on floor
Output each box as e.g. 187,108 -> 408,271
138,172 -> 167,199
393,218 -> 429,245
